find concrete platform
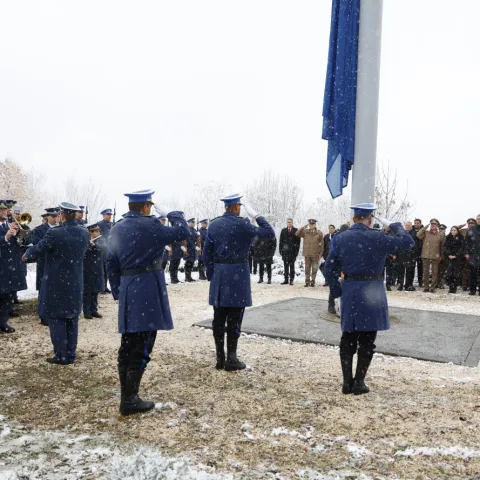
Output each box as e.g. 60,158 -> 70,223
194,297 -> 480,367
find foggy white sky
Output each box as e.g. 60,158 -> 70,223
0,0 -> 478,227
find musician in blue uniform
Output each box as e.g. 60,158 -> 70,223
0,201 -> 27,333
24,203 -> 90,364
106,190 -> 189,416
203,194 -> 275,371
184,218 -> 198,282
197,219 -> 208,280
83,223 -> 108,319
158,216 -> 170,271
97,208 -> 114,293
28,208 -> 60,325
324,203 -> 414,395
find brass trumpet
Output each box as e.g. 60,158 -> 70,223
8,212 -> 31,240
20,212 -> 32,225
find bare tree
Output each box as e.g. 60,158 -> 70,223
298,195 -> 351,232
375,161 -> 412,222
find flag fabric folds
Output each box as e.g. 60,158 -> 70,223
322,0 -> 361,198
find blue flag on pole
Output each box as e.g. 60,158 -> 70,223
322,0 -> 360,198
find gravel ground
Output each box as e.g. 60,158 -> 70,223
1,278 -> 479,479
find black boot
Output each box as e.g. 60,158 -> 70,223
397,284 -> 404,291
386,285 -> 391,292
120,369 -> 155,416
224,338 -> 246,371
214,337 -> 225,370
281,278 -> 289,285
352,355 -> 373,395
118,364 -> 127,408
267,277 -> 272,285
340,351 -> 354,394
258,277 -> 263,284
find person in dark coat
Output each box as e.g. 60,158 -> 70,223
254,235 -> 277,284
393,221 -> 416,291
83,224 -> 108,318
326,223 -> 349,314
197,219 -> 208,280
466,215 -> 480,295
24,202 -> 90,364
324,203 -> 414,396
461,218 -> 476,291
279,218 -> 301,285
168,238 -> 187,284
383,226 -> 395,291
203,194 -> 275,371
0,201 -> 28,333
184,218 -> 198,282
445,226 -> 465,293
412,219 -> 424,287
97,208 -> 114,293
106,190 -> 189,416
321,224 -> 336,286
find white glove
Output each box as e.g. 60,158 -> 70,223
242,202 -> 259,218
195,246 -> 200,251
374,215 -> 394,227
154,204 -> 174,217
181,246 -> 187,252
164,246 -> 172,252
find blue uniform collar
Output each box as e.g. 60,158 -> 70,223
124,211 -> 143,218
65,220 -> 78,226
223,211 -> 239,218
351,223 -> 370,230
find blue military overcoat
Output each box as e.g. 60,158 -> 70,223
184,226 -> 198,262
203,213 -> 275,308
324,222 -> 414,332
84,236 -> 107,293
97,220 -> 113,239
0,224 -> 28,294
29,222 -> 50,290
106,211 -> 189,334
25,220 -> 90,319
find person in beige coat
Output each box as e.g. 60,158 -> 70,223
417,218 -> 445,293
296,219 -> 324,287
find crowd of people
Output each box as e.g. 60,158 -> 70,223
1,193 -> 480,413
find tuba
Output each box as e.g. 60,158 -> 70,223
20,212 -> 32,226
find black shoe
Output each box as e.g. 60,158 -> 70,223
452,286 -> 457,294
397,285 -> 404,291
352,355 -> 373,395
84,314 -> 93,319
328,305 -> 336,315
91,312 -> 103,318
386,285 -> 391,292
430,288 -> 436,293
289,280 -> 294,285
9,312 -> 19,318
105,288 -> 111,294
310,282 -> 315,287
214,337 -> 225,370
406,286 -> 416,292
0,326 -> 15,334
304,282 -> 310,287
469,291 -> 476,296
258,278 -> 263,284
170,279 -> 180,284
419,282 -> 424,288
120,369 -> 155,416
46,357 -> 70,365
340,351 -> 354,394
267,279 -> 272,284
281,280 -> 289,285
224,338 -> 246,371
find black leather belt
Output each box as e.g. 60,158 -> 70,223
121,263 -> 163,276
344,274 -> 383,281
214,258 -> 248,264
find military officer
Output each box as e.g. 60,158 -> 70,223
106,189 -> 189,416
97,208 -> 114,293
324,203 -> 414,395
168,237 -> 186,284
75,206 -> 86,226
158,217 -> 170,272
197,219 -> 208,280
28,208 -> 60,325
83,223 -> 107,319
203,194 -> 275,371
24,202 -> 90,364
184,218 -> 198,282
0,201 -> 28,333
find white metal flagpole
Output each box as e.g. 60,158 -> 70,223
351,0 -> 384,205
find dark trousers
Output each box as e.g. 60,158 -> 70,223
198,259 -> 206,279
48,317 -> 79,362
212,306 -> 245,340
463,262 -> 471,290
259,263 -> 272,280
118,331 -> 157,372
340,331 -> 377,359
103,262 -> 108,290
249,254 -> 257,274
0,293 -> 12,329
283,261 -> 295,281
415,258 -> 423,285
446,258 -> 463,289
83,292 -> 99,315
185,259 -> 194,278
328,294 -> 335,309
396,262 -> 415,287
384,258 -> 394,287
161,260 -> 168,270
470,265 -> 480,293
169,259 -> 180,280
